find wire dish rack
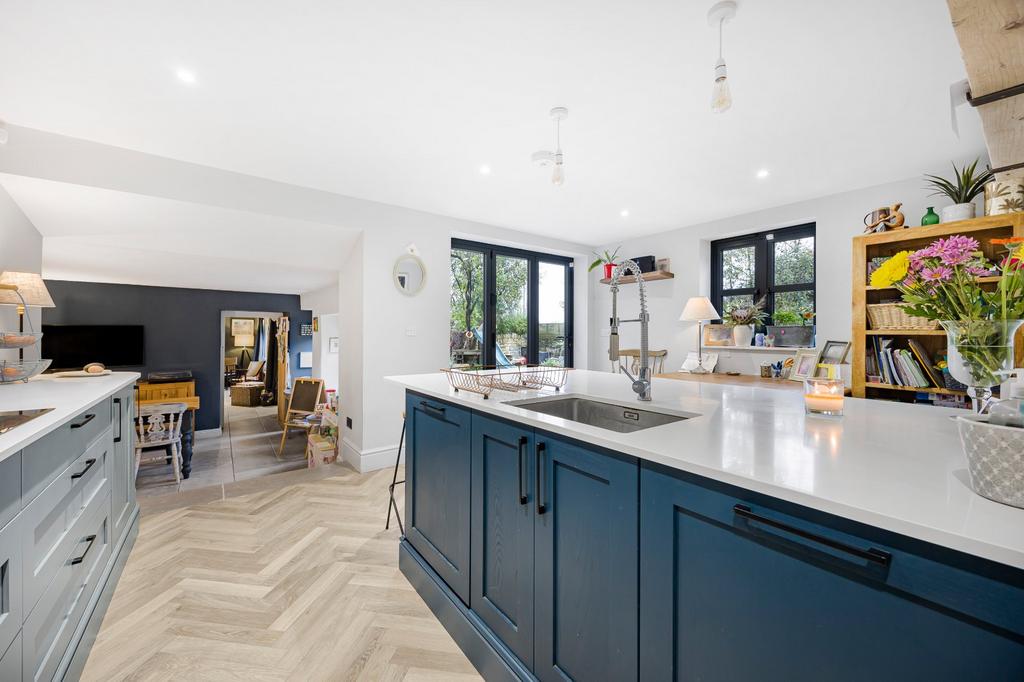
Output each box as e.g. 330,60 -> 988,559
442,365 -> 568,398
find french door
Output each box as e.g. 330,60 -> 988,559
450,239 -> 573,368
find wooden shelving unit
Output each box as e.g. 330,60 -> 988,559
599,271 -> 674,285
851,214 -> 1024,404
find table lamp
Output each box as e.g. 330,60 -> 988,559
0,272 -> 55,361
679,296 -> 719,375
234,333 -> 255,368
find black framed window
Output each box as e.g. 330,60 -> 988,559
449,239 -> 573,368
711,223 -> 815,327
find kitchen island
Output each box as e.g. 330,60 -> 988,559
388,370 -> 1024,681
0,372 -> 139,681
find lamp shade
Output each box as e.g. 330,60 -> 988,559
679,296 -> 719,321
0,272 -> 55,307
234,333 -> 255,347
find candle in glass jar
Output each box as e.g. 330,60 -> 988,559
804,378 -> 844,415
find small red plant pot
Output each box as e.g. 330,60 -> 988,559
604,263 -> 616,279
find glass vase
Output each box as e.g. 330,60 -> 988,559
940,320 -> 1024,413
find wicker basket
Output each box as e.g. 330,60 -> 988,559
866,303 -> 939,330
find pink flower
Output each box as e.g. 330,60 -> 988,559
967,265 -> 990,277
921,265 -> 953,282
931,235 -> 979,267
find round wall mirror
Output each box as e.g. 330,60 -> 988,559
393,254 -> 426,296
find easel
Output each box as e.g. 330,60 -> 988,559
278,376 -> 323,456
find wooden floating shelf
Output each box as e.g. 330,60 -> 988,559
864,329 -> 944,336
600,271 -> 674,285
865,382 -> 965,396
865,275 -> 1002,291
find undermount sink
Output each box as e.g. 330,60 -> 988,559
507,394 -> 696,433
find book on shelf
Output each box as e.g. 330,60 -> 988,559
868,336 -> 937,389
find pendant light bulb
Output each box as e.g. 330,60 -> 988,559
551,151 -> 565,186
711,58 -> 731,113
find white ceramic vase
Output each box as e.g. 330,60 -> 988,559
940,203 -> 975,223
732,324 -> 754,347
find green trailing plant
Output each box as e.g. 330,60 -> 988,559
588,246 -> 621,272
923,158 -> 994,205
771,310 -> 801,326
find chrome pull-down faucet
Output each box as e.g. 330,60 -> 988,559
608,260 -> 652,401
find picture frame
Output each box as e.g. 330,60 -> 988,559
702,323 -> 733,347
789,349 -> 821,382
231,318 -> 255,336
814,363 -> 841,379
819,340 -> 851,365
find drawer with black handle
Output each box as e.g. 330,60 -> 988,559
21,430 -> 111,615
22,399 -> 111,505
23,493 -> 111,682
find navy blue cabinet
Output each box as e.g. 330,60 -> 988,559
405,393 -> 473,605
534,435 -> 639,682
471,415 -> 537,669
640,463 -> 1024,681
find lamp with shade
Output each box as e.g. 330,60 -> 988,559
679,296 -> 720,374
0,271 -> 55,382
233,333 -> 255,368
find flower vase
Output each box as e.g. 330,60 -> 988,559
732,324 -> 754,347
920,207 -> 940,226
940,319 -> 1023,413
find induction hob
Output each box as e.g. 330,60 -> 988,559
0,408 -> 55,436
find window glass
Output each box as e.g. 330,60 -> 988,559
774,237 -> 815,285
722,246 -> 756,290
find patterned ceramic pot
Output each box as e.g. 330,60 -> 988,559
956,415 -> 1024,508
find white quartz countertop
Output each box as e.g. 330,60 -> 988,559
0,372 -> 140,460
387,370 -> 1024,570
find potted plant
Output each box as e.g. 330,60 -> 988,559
723,298 -> 767,347
924,159 -> 994,223
870,234 -> 1024,506
589,247 -> 622,279
766,309 -> 815,347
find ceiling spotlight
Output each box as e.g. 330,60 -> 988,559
532,107 -> 568,186
620,209 -> 630,218
176,68 -> 197,85
756,168 -> 770,179
479,164 -> 491,175
707,1 -> 737,113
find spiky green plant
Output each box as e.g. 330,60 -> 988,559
588,246 -> 622,272
923,159 -> 994,205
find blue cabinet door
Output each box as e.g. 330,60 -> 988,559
405,393 -> 472,605
640,463 -> 1024,681
534,434 -> 639,682
471,414 -> 536,669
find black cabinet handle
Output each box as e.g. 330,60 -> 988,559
113,398 -> 122,443
517,436 -> 528,505
420,401 -> 446,418
71,459 -> 96,480
70,534 -> 97,565
535,442 -> 546,515
733,505 -> 891,567
70,414 -> 95,429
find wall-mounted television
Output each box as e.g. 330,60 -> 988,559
41,325 -> 145,370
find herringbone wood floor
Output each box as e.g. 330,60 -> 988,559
81,466 -> 482,681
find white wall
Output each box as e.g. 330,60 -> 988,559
0,185 -> 44,361
313,313 -> 339,393
588,176 -> 969,375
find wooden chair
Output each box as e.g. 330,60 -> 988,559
134,402 -> 188,484
614,349 -> 668,376
278,377 -> 324,456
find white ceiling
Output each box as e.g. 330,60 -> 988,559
0,174 -> 355,294
0,0 -> 985,245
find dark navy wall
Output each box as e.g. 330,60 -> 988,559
42,280 -> 312,431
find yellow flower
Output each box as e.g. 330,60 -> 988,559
870,251 -> 911,288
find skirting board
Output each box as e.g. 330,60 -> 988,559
61,506 -> 140,681
399,540 -> 535,682
341,438 -> 400,473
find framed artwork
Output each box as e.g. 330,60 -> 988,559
703,324 -> 733,347
789,349 -> 821,382
819,340 -> 851,365
231,318 -> 255,336
814,363 -> 841,379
